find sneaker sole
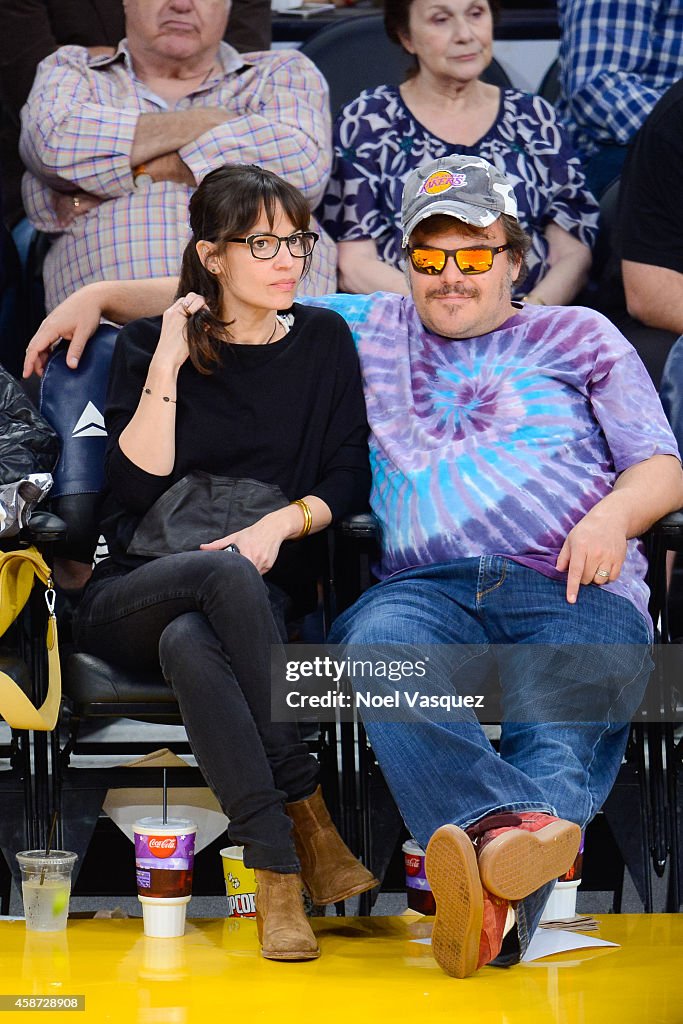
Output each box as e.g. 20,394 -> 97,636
478,820 -> 581,901
425,824 -> 483,979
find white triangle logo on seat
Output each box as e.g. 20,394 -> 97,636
72,401 -> 107,438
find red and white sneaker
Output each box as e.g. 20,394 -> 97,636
425,824 -> 512,978
468,812 -> 581,902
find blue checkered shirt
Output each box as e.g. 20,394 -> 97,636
556,0 -> 683,159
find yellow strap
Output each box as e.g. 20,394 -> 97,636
0,618 -> 61,730
0,546 -> 61,731
0,546 -> 52,635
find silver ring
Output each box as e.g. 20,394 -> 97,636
225,544 -> 240,554
594,569 -> 610,579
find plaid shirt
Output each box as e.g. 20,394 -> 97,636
20,42 -> 336,310
557,0 -> 683,159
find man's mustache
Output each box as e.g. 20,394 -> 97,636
426,284 -> 480,300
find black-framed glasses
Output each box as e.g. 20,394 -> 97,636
227,231 -> 319,260
406,243 -> 511,276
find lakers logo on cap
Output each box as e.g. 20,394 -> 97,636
418,170 -> 467,196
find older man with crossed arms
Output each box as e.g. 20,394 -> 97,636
19,0 -> 335,314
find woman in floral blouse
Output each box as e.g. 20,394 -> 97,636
321,0 -> 598,305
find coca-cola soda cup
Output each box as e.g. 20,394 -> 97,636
403,839 -> 436,916
133,817 -> 197,938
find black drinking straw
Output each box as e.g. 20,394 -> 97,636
162,769 -> 168,825
39,810 -> 59,886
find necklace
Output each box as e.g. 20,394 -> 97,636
229,316 -> 284,346
263,318 -> 278,345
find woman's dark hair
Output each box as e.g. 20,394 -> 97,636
411,212 -> 531,286
384,0 -> 500,79
176,164 -> 311,374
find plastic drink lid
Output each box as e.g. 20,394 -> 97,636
402,839 -> 425,856
134,818 -> 197,836
16,850 -> 78,868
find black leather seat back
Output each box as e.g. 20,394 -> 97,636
39,324 -> 119,562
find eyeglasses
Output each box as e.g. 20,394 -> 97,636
227,231 -> 319,260
406,243 -> 511,276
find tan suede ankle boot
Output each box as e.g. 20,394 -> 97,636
254,870 -> 320,961
286,786 -> 379,905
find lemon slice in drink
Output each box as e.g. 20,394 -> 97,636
52,889 -> 69,916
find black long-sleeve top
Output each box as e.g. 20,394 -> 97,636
94,302 -> 371,608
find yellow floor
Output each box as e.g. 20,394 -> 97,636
0,914 -> 681,1023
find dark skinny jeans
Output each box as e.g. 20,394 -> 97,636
74,550 -> 319,871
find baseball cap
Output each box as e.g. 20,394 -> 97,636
401,155 -> 518,246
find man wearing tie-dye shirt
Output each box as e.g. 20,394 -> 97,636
328,156 -> 683,979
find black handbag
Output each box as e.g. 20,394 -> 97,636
0,364 -> 59,536
127,471 -> 290,557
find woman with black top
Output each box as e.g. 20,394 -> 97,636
73,164 -> 376,961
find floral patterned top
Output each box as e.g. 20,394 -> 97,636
320,86 -> 599,297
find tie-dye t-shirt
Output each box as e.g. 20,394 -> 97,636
300,293 -> 679,620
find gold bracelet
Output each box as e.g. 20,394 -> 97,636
142,386 -> 176,404
522,295 -> 547,306
291,499 -> 312,539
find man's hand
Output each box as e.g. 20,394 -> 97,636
143,152 -> 195,186
555,505 -> 629,604
53,190 -> 102,228
23,286 -> 107,377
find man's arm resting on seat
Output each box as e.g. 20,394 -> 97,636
622,260 -> 683,333
23,278 -> 178,377
556,454 -> 683,603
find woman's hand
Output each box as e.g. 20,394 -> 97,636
200,508 -> 299,575
527,224 -> 592,305
153,293 -> 205,371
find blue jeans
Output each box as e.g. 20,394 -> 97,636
330,557 -> 652,954
11,218 -> 35,271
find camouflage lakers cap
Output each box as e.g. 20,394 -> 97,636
401,155 -> 518,246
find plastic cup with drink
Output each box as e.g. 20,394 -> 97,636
134,817 -> 197,938
16,851 -> 78,932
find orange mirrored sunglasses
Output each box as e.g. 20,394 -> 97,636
407,243 -> 511,275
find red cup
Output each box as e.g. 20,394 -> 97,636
558,833 -> 584,883
133,817 -> 197,899
403,839 -> 436,915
